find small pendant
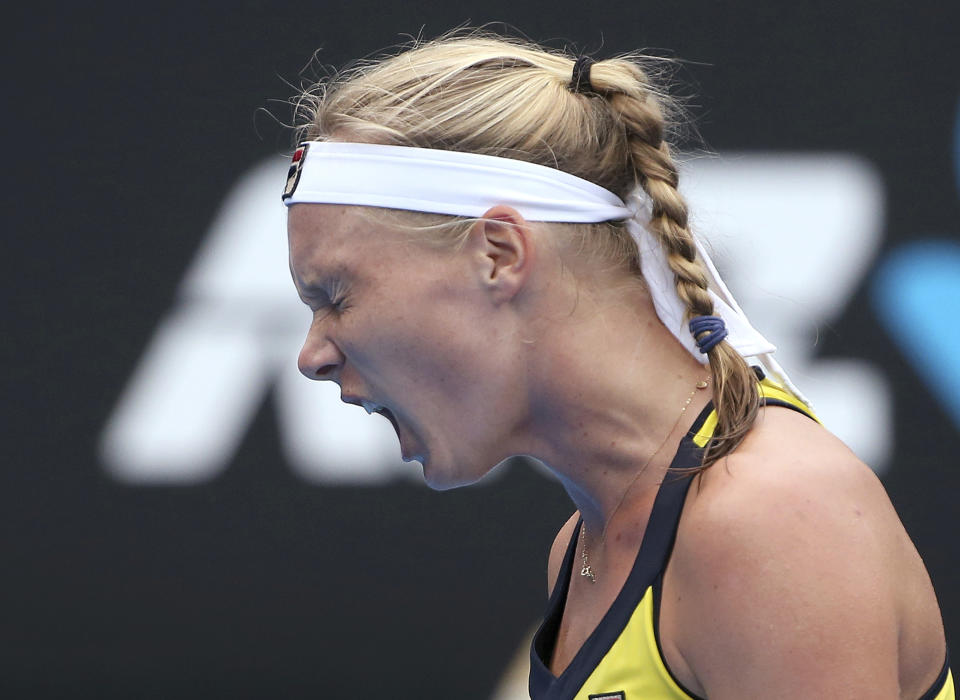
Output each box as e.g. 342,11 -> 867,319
696,380 -> 708,389
580,564 -> 596,583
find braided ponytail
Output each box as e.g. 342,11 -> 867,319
588,59 -> 761,468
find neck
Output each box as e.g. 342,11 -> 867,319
515,282 -> 712,540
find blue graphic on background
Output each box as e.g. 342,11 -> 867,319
871,97 -> 960,427
873,242 -> 960,425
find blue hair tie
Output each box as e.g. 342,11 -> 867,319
689,315 -> 728,354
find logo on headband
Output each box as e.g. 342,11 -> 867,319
282,143 -> 309,200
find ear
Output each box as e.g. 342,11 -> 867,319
466,205 -> 535,303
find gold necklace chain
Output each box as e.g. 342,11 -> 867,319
579,377 -> 709,584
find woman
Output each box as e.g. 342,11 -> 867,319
282,32 -> 953,699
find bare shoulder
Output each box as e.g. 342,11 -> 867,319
547,511 -> 581,596
667,406 -> 946,698
683,406 -> 900,545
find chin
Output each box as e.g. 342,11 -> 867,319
419,452 -> 493,492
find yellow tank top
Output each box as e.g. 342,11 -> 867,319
528,379 -> 954,700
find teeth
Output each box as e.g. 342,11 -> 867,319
361,400 -> 383,415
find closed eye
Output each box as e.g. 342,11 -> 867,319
302,296 -> 344,316
326,296 -> 349,313
325,277 -> 351,312
300,278 -> 351,314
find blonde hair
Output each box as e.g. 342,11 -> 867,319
293,30 -> 760,468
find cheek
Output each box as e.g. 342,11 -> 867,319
367,314 -> 482,396
353,266 -> 493,392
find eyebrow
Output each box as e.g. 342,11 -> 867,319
288,261 -> 321,302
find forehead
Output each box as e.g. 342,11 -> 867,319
287,203 -> 461,290
288,204 -> 354,255
287,204 -> 372,280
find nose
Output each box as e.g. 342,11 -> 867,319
297,327 -> 344,381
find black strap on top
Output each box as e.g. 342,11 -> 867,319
529,404 -> 714,698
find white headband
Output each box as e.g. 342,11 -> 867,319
283,141 -> 803,400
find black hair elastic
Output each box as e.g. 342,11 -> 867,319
570,56 -> 596,94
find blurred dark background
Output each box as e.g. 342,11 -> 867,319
5,1 -> 959,697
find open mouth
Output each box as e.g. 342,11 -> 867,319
377,406 -> 400,438
360,400 -> 400,438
